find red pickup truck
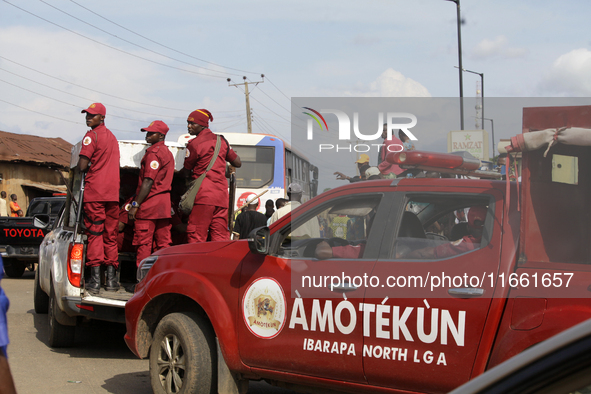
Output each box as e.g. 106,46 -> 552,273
124,105 -> 591,394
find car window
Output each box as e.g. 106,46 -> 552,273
275,194 -> 383,260
392,194 -> 494,260
50,201 -> 64,215
28,201 -> 48,216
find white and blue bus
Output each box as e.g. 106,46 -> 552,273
178,133 -> 318,213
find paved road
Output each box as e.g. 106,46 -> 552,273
4,270 -> 298,394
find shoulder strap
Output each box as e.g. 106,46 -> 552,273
205,135 -> 222,173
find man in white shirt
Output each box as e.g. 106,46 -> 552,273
0,192 -> 7,217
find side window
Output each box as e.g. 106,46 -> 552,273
67,169 -> 83,228
28,201 -> 48,216
393,194 -> 494,260
50,201 -> 64,215
276,194 -> 382,260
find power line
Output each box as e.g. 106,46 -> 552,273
0,98 -> 80,124
0,98 -> 140,134
252,117 -> 274,135
38,0 -> 242,78
249,95 -> 291,123
2,0 -> 230,79
68,0 -> 260,75
0,75 -> 249,127
265,75 -> 292,102
0,57 -> 245,118
249,82 -> 291,114
0,70 -> 183,118
0,55 -> 189,112
217,117 -> 246,132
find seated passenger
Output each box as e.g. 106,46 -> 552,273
405,205 -> 487,259
315,241 -> 365,260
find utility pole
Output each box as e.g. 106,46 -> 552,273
227,74 -> 264,133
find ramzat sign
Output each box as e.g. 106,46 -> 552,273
303,108 -> 418,141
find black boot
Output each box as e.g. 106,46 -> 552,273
105,265 -> 120,292
86,266 -> 101,295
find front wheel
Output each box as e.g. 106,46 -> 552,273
149,312 -> 217,394
3,259 -> 25,278
33,269 -> 49,314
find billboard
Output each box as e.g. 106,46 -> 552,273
447,130 -> 489,161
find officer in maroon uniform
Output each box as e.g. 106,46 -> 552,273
77,103 -> 121,294
182,109 -> 242,242
128,121 -> 175,266
406,205 -> 488,259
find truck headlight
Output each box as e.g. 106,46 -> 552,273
137,256 -> 158,283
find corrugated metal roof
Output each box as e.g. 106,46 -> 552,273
0,130 -> 73,168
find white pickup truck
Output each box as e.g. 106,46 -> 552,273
34,139 -> 187,347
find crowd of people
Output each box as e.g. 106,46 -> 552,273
77,103 -> 242,293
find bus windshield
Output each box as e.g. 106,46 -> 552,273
231,145 -> 275,188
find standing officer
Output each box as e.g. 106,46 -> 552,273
182,109 -> 242,242
77,103 -> 120,294
128,121 -> 174,266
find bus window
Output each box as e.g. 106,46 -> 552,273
232,146 -> 275,188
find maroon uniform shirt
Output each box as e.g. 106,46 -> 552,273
183,129 -> 237,208
434,234 -> 481,258
135,141 -> 174,220
79,124 -> 120,202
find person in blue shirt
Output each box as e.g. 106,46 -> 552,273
0,257 -> 17,394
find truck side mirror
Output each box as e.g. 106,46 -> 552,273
33,214 -> 50,229
248,227 -> 270,255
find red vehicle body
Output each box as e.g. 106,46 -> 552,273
125,105 -> 591,394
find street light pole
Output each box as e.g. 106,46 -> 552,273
483,117 -> 495,157
456,67 -> 484,131
446,0 -> 464,130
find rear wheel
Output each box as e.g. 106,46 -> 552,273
149,312 -> 216,394
48,288 -> 75,347
33,269 -> 49,314
3,259 -> 25,278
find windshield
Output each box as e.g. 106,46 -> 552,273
231,145 -> 275,188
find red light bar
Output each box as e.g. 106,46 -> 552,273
75,304 -> 94,312
387,151 -> 481,171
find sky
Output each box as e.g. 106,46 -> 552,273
1,0 -> 590,188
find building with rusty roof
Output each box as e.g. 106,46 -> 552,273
0,130 -> 72,214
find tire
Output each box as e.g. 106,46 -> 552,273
48,288 -> 75,348
3,259 -> 25,278
33,269 -> 49,314
149,312 -> 217,394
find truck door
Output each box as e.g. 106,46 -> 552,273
362,190 -> 504,393
237,191 -> 392,384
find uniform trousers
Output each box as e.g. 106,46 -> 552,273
84,201 -> 119,268
133,218 -> 172,267
187,204 -> 229,243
